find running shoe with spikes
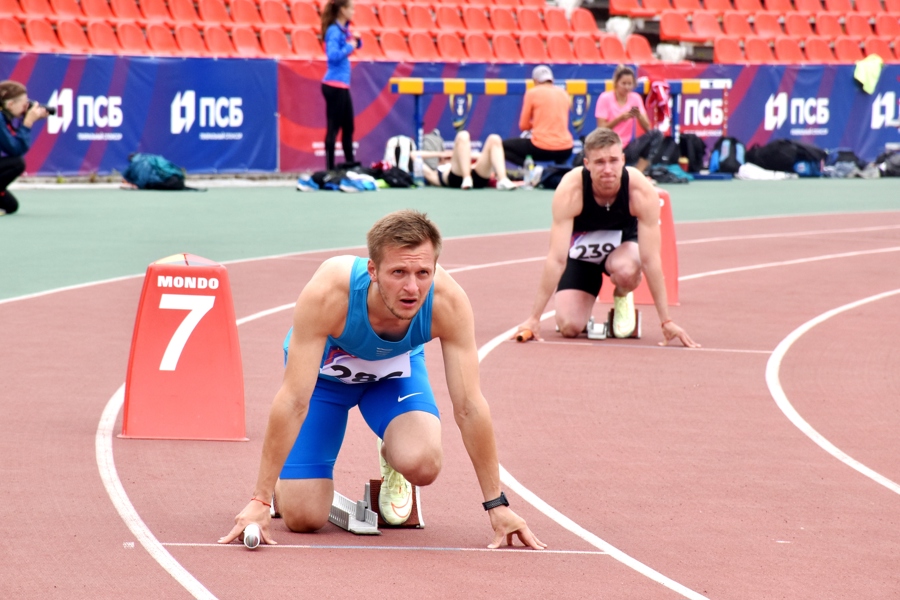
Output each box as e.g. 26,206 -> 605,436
612,292 -> 636,338
377,438 -> 413,525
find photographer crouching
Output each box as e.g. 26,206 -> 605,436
0,80 -> 52,216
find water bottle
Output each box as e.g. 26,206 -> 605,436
523,154 -> 535,189
412,154 -> 425,187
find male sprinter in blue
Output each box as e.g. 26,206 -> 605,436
220,210 -> 545,549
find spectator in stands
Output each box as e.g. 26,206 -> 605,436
0,80 -> 48,216
321,0 -> 361,170
502,65 -> 573,166
594,65 -> 663,175
421,131 -> 517,190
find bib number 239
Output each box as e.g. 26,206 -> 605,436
569,230 -> 623,265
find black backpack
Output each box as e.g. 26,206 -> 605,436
710,136 -> 746,173
651,135 -> 681,166
747,138 -> 826,172
876,149 -> 900,177
679,134 -> 707,173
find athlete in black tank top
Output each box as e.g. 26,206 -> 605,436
574,167 -> 638,242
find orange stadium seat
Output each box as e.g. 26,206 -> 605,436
87,20 -> 121,52
461,6 -> 491,32
822,0 -> 851,12
168,0 -> 202,25
203,24 -> 236,55
109,0 -> 142,23
874,14 -> 900,38
175,23 -> 210,55
814,13 -> 842,38
763,0 -> 793,14
864,38 -> 895,61
734,0 -> 762,11
744,37 -> 775,62
572,33 -> 600,61
232,25 -> 264,56
463,31 -> 493,60
437,31 -> 466,59
290,27 -> 325,58
352,3 -> 380,32
833,36 -> 864,62
643,0 -> 674,10
19,0 -> 57,21
146,22 -> 180,54
408,30 -> 439,60
723,12 -> 757,40
198,0 -> 234,28
784,13 -> 816,38
804,37 -> 835,62
519,32 -> 548,61
259,26 -> 290,55
355,30 -> 384,59
600,35 -> 628,61
713,36 -> 743,62
673,0 -> 702,12
546,33 -> 575,62
378,4 -> 409,32
82,0 -> 127,24
140,0 -> 174,24
0,0 -> 25,21
774,37 -> 805,62
491,32 -> 521,61
753,12 -> 783,39
259,0 -> 291,30
117,21 -> 151,53
493,0 -> 520,7
25,17 -> 61,49
232,0 -> 263,30
543,8 -> 572,38
793,0 -> 822,14
570,7 -> 602,39
435,6 -> 466,34
57,19 -> 91,51
691,11 -> 723,42
703,0 -> 733,14
49,0 -> 85,23
626,34 -> 658,63
520,0 -> 544,6
406,5 -> 435,33
290,2 -> 319,31
660,11 -> 710,42
609,0 -> 657,18
853,0 -> 882,15
516,7 -> 546,36
488,6 -> 517,35
1,17 -> 26,52
843,14 -> 873,41
379,30 -> 412,60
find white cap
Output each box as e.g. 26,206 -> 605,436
532,65 -> 553,83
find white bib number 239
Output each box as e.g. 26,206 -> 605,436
569,230 -> 623,264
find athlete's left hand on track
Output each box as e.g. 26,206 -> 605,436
218,500 -> 278,545
659,321 -> 701,348
487,506 -> 547,550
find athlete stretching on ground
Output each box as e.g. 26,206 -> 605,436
514,127 -> 699,347
220,210 -> 545,549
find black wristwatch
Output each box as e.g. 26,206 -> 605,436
482,491 -> 509,511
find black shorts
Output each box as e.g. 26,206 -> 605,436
440,169 -> 490,188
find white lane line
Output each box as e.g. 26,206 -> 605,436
96,385 -> 217,600
680,224 -> 900,245
161,543 -> 606,555
765,288 -> 900,496
532,340 -> 771,354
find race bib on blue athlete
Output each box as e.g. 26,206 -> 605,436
569,230 -> 623,264
320,347 -> 411,384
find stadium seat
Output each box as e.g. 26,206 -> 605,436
19,0 -> 55,21
110,0 -> 146,24
352,30 -> 383,59
763,0 -> 793,14
489,6 -> 518,35
352,3 -> 380,32
0,0 -> 25,21
259,25 -> 289,55
203,24 -> 236,55
87,20 -> 121,52
57,19 -> 91,52
804,37 -> 835,62
140,0 -> 174,25
822,0 -> 851,12
198,0 -> 234,28
518,32 -> 547,61
885,0 -> 900,12
463,31 -> 493,61
379,30 -> 412,60
81,0 -> 127,24
546,33 -> 575,62
0,16 -> 29,50
874,14 -> 900,38
733,0 -> 762,11
231,25 -> 264,56
659,11 -> 689,41
520,0 -> 544,6
570,7 -> 602,40
793,0 -> 822,14
435,6 -> 465,35
543,8 -> 573,38
49,0 -> 85,24
744,37 -> 775,62
626,33 -> 658,63
290,27 -> 324,58
691,11 -> 724,42
660,11 -> 719,43
289,2 -> 319,31
713,35 -> 743,62
572,33 -> 601,62
175,24 -> 210,55
437,31 -> 466,60
408,30 -> 439,60
168,0 -> 202,26
378,4 -> 409,32
784,13 -> 816,39
117,21 -> 151,53
833,36 -> 864,62
609,0 -> 656,18
492,0 -> 520,7
146,22 -> 180,54
814,13 -> 842,39
491,32 -> 521,61
673,0 -> 702,11
864,38 -> 895,62
24,16 -> 61,49
599,35 -> 627,61
853,0 -> 881,16
232,0 -> 263,30
462,6 -> 491,32
703,0 -> 733,14
723,12 -> 758,40
774,37 -> 805,62
516,7 -> 546,36
259,0 -> 291,30
843,14 -> 872,41
406,5 -> 435,33
753,12 -> 783,40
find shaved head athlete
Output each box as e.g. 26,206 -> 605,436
220,210 -> 545,550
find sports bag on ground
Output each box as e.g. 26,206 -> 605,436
123,153 -> 186,190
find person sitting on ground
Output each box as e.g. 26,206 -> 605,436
420,130 -> 517,191
594,65 -> 663,175
501,65 -> 574,167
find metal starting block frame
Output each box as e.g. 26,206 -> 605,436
560,309 -> 642,340
329,482 -> 381,535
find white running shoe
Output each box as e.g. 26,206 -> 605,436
461,175 -> 473,189
377,438 -> 413,525
612,292 -> 636,338
495,177 -> 516,191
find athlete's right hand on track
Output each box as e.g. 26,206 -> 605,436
218,499 -> 278,545
511,317 -> 542,342
487,506 -> 547,550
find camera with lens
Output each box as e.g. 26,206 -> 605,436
27,100 -> 56,115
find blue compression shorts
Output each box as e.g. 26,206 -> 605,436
279,351 -> 440,480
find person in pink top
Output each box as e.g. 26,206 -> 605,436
594,65 -> 663,174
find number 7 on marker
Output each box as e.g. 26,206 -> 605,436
158,293 -> 216,371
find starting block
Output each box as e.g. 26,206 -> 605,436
329,482 -> 381,535
369,479 -> 425,529
559,309 -> 642,340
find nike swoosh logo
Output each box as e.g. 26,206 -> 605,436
397,392 -> 423,402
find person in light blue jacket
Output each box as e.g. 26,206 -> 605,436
320,0 -> 360,170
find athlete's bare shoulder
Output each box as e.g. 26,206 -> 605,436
295,255 -> 355,335
625,167 -> 661,221
552,166 -> 585,218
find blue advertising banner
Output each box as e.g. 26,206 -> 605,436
0,52 -> 278,175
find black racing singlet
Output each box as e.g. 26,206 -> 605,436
573,167 -> 638,242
